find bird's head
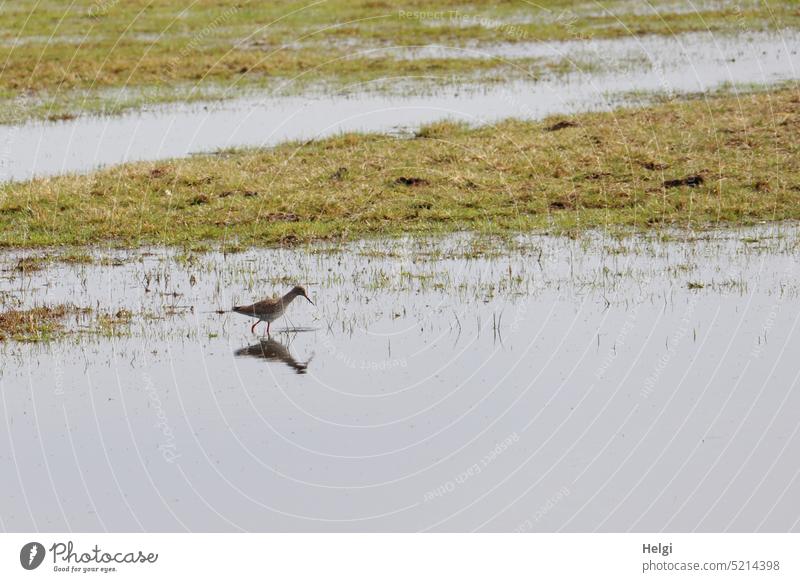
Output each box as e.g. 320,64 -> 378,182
291,285 -> 314,305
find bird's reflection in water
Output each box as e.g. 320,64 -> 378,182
234,336 -> 312,374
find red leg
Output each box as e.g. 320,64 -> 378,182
266,321 -> 271,336
251,320 -> 259,334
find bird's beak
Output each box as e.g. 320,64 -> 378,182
306,296 -> 314,306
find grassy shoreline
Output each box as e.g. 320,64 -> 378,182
1,0 -> 798,124
0,54 -> 587,125
1,86 -> 798,249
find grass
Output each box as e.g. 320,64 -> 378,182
0,303 -> 137,342
0,86 -> 798,248
0,56 -> 574,123
0,304 -> 85,342
12,255 -> 48,272
1,0 -> 798,123
0,223 -> 792,344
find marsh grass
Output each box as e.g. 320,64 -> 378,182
0,305 -> 86,342
0,57 -> 559,124
60,251 -> 95,265
0,0 -> 797,123
2,221 -> 794,344
95,308 -> 134,336
0,303 -> 141,342
2,87 -> 798,248
11,255 -> 48,272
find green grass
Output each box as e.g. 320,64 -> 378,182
0,303 -> 137,341
1,0 -> 798,123
0,55 -> 590,123
0,305 -> 84,342
1,86 -> 798,248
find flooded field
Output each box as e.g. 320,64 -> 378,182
1,226 -> 800,532
1,29 -> 798,182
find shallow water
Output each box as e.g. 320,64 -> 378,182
1,29 -> 797,182
1,227 -> 800,532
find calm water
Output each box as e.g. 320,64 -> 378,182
1,227 -> 800,531
1,29 -> 798,182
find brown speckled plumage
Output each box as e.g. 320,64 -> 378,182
233,285 -> 313,335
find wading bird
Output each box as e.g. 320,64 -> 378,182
233,286 -> 314,335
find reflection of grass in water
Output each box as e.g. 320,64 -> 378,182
2,87 -> 799,248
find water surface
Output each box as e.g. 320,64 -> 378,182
1,227 -> 799,531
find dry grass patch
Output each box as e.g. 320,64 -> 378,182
0,305 -> 86,342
